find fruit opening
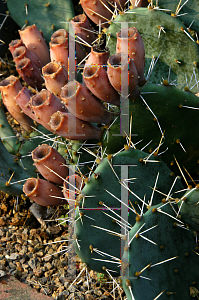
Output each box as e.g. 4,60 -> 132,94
42,61 -> 60,75
51,29 -> 68,39
23,178 -> 37,195
31,90 -> 49,106
9,39 -> 22,48
50,36 -> 67,46
0,76 -> 16,87
32,144 -> 51,160
13,46 -> 25,59
83,65 -> 98,77
72,14 -> 86,24
17,57 -> 29,69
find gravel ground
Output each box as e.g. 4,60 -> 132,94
0,192 -> 126,300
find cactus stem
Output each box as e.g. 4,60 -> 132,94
127,284 -> 135,300
183,166 -> 197,186
140,94 -> 163,136
150,256 -> 178,268
143,143 -> 163,163
105,188 -> 138,214
92,257 -> 121,265
103,211 -> 132,230
139,234 -> 157,245
181,104 -> 199,110
156,207 -> 184,224
128,223 -> 146,246
173,155 -> 189,187
149,172 -> 159,207
91,224 -> 126,238
93,248 -> 121,262
180,27 -> 195,42
102,202 -> 132,227
176,200 -> 184,218
153,290 -> 165,300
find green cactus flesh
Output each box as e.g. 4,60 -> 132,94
0,138 -> 31,195
157,0 -> 199,33
102,82 -> 199,177
106,7 -> 199,93
7,0 -> 75,43
74,148 -> 183,275
0,97 -> 21,154
122,202 -> 199,300
177,187 -> 199,231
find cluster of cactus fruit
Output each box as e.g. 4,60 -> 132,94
1,0 -> 199,299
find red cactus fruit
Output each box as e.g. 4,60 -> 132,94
0,76 -> 34,131
107,53 -> 139,97
71,14 -> 96,52
23,178 -> 65,207
19,24 -> 50,65
12,45 -> 43,70
16,57 -> 44,91
49,36 -> 69,68
29,89 -> 67,131
14,87 -> 37,121
60,80 -> 113,124
80,0 -> 113,28
32,144 -> 68,185
86,35 -> 110,66
42,61 -> 68,96
116,27 -> 145,84
83,64 -> 120,105
9,39 -> 24,55
50,29 -> 85,66
63,174 -> 84,206
50,111 -> 102,140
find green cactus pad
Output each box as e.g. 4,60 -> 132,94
177,187 -> 199,231
107,7 -> 199,93
7,0 -> 75,43
122,202 -> 199,300
0,138 -> 30,195
0,99 -> 21,154
157,0 -> 199,33
102,82 -> 199,177
74,148 -> 183,275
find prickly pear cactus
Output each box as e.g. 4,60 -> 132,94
7,0 -> 75,43
107,7 -> 199,92
122,202 -> 199,300
74,148 -> 184,275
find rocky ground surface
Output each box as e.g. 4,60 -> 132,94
0,192 -> 126,300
